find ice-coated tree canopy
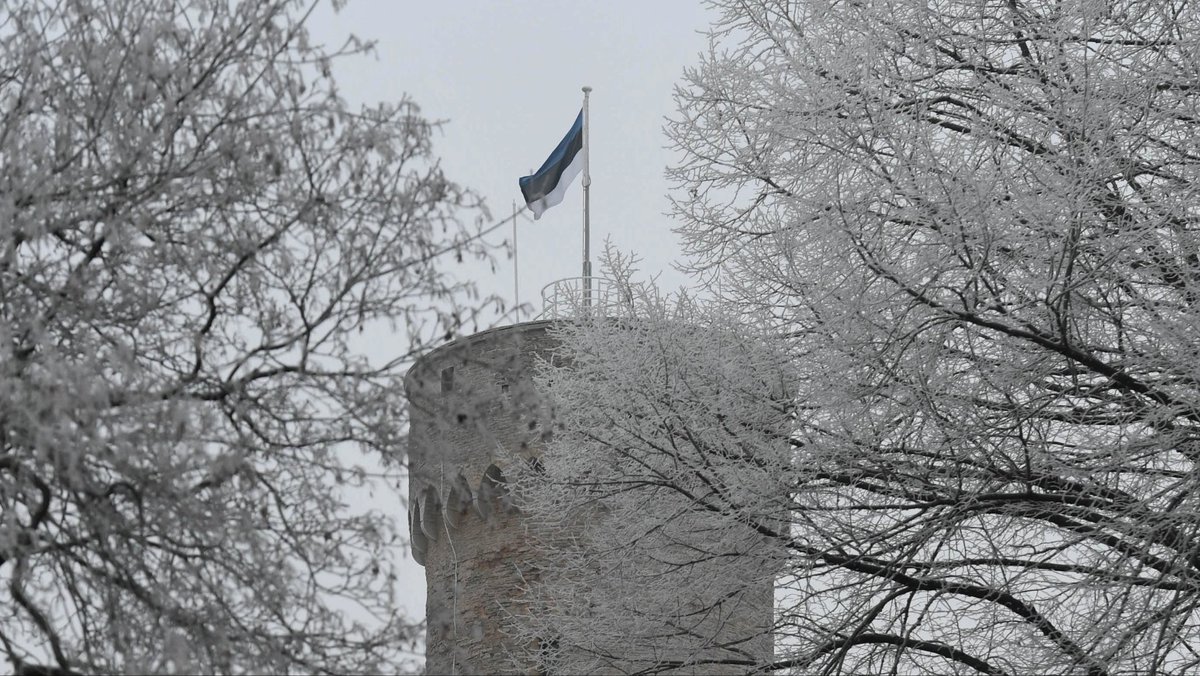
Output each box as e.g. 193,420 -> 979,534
517,1 -> 1200,674
510,288 -> 794,673
0,1 -> 494,673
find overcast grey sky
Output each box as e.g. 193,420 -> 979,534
305,0 -> 717,622
311,1 -> 714,317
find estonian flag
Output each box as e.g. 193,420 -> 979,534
519,111 -> 583,220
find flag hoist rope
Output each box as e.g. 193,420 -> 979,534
582,86 -> 592,308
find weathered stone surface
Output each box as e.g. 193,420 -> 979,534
405,321 -> 775,674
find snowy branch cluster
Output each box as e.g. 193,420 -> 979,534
0,1 -> 494,673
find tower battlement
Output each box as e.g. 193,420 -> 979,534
405,321 -> 557,674
405,320 -> 775,674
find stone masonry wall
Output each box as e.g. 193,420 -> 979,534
404,320 -> 776,674
405,322 -> 558,674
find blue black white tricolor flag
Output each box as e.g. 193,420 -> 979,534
518,111 -> 583,219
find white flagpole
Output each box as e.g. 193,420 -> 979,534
582,86 -> 592,308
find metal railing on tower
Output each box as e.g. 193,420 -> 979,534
538,277 -> 644,319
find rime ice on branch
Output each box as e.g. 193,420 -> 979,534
0,1 -> 496,673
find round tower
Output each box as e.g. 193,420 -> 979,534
405,319 -> 775,674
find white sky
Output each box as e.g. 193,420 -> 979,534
305,0 -> 716,627
310,0 -> 714,317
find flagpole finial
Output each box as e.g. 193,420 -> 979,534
582,85 -> 592,93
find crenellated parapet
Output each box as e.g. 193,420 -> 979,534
404,321 -> 559,674
408,462 -> 516,567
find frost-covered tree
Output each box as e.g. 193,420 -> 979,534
510,278 -> 794,674
0,1 -> 494,673
525,1 -> 1200,674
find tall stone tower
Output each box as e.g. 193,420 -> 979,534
404,319 -> 775,674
